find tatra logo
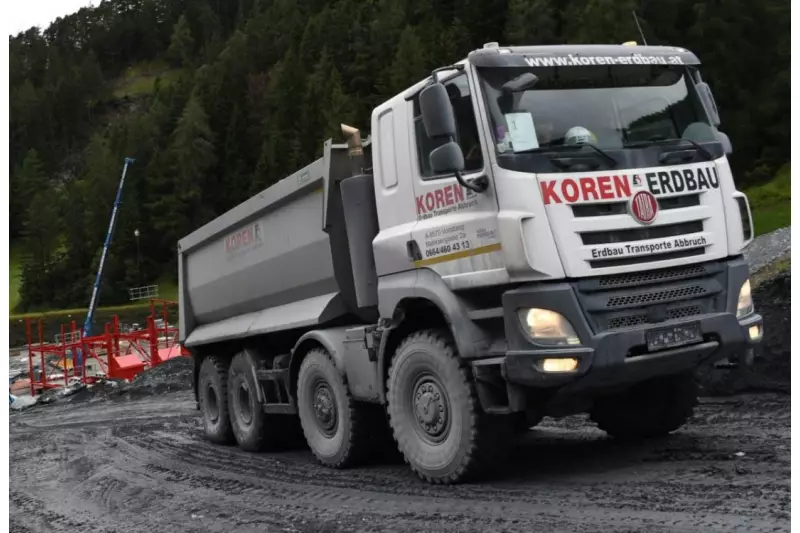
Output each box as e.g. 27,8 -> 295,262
629,190 -> 659,225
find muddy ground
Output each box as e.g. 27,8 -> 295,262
10,270 -> 791,532
9,390 -> 790,533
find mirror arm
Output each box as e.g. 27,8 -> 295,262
455,170 -> 489,193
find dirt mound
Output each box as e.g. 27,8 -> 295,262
19,357 -> 194,409
697,267 -> 790,396
123,356 -> 193,398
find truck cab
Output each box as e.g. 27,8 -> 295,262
370,42 -> 761,390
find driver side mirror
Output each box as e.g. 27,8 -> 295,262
418,80 -> 487,193
419,82 -> 465,174
420,82 -> 459,139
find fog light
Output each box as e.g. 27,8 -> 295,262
748,325 -> 762,341
541,358 -> 579,373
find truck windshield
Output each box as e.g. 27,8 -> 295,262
477,64 -> 717,170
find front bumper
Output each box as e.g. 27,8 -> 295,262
498,257 -> 763,393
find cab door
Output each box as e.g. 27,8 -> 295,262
408,71 -> 505,289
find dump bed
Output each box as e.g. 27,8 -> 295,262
178,139 -> 377,347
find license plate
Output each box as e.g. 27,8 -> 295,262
646,322 -> 702,352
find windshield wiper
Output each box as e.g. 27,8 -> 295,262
518,143 -> 618,168
624,136 -> 713,161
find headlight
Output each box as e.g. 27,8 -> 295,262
737,279 -> 754,318
519,308 -> 581,346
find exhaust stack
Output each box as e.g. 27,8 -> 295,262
341,124 -> 364,177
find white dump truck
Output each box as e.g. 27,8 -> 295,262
178,42 -> 764,484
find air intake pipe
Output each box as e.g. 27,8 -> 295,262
341,124 -> 364,178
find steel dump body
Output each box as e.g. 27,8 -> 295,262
178,140 -> 377,347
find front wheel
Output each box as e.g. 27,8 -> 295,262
590,371 -> 698,439
387,329 -> 511,484
297,348 -> 371,468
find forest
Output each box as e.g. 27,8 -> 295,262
9,0 -> 790,312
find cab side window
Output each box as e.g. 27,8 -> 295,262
412,74 -> 483,180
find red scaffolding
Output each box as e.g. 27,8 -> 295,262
23,299 -> 188,397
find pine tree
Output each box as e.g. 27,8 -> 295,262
11,149 -> 48,238
506,0 -> 561,45
387,26 -> 428,96
167,14 -> 195,67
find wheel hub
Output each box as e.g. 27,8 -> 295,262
413,379 -> 448,441
313,382 -> 337,435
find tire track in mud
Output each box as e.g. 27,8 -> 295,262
10,391 -> 790,532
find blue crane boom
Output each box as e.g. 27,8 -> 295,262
82,157 -> 135,337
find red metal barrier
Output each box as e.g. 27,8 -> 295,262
22,299 -> 188,396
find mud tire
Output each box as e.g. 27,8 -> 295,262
591,371 -> 698,439
387,329 -> 511,484
297,348 -> 371,468
198,356 -> 235,445
227,352 -> 287,451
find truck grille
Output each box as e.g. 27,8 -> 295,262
572,194 -> 700,218
576,260 -> 727,332
581,221 -> 703,245
593,263 -> 709,289
606,284 -> 708,309
607,305 -> 703,329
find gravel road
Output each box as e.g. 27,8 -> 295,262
744,226 -> 791,273
10,389 -> 789,533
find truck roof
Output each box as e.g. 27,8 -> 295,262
468,43 -> 700,67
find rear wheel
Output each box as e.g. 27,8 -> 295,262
297,348 -> 371,468
387,329 -> 511,484
591,371 -> 698,439
227,352 -> 288,451
198,356 -> 235,445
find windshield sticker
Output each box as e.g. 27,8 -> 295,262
525,54 -> 685,68
505,113 -> 538,152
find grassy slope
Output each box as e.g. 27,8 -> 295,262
9,279 -> 178,320
112,60 -> 183,98
744,163 -> 791,237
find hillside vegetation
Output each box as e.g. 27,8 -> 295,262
746,164 -> 791,237
9,0 -> 790,313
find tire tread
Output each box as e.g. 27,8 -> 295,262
199,355 -> 235,445
299,348 -> 372,468
387,329 -> 510,484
